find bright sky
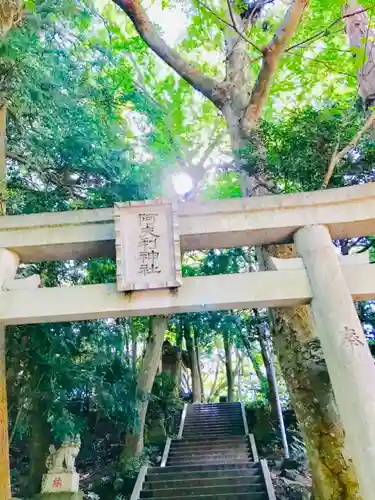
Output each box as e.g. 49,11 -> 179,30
146,1 -> 188,45
96,0 -> 188,45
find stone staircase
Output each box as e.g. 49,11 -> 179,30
131,402 -> 276,500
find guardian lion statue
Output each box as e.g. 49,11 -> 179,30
45,435 -> 81,473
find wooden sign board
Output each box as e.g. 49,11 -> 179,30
114,200 -> 182,292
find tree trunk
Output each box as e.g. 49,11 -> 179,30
123,316 -> 167,459
223,332 -> 234,402
246,345 -> 267,388
257,322 -> 278,420
236,348 -> 242,400
344,2 -> 375,107
208,354 -> 220,403
268,244 -> 361,499
27,387 -> 51,496
168,326 -> 183,391
190,335 -> 201,403
194,331 -> 205,402
0,1 -> 22,40
184,323 -> 201,403
131,319 -> 137,374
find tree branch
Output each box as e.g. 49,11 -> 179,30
6,151 -> 26,163
286,6 -> 373,53
322,113 -> 375,188
112,0 -> 224,107
196,0 -> 262,54
243,0 -> 309,129
226,0 -> 238,31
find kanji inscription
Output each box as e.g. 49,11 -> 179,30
114,200 -> 182,291
52,477 -> 63,489
138,212 -> 161,276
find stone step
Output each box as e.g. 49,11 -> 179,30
182,432 -> 245,439
182,428 -> 245,436
169,449 -> 250,458
139,493 -> 267,500
183,422 -> 244,429
147,467 -> 261,482
141,483 -> 266,498
170,440 -> 248,449
182,434 -> 245,439
186,411 -> 242,418
187,409 -> 242,414
169,446 -> 249,456
168,454 -> 251,463
188,408 -> 241,412
145,473 -> 264,490
189,401 -> 241,408
186,410 -> 242,416
183,427 -> 244,433
183,423 -> 244,430
169,454 -> 250,464
168,458 -> 252,467
148,462 -> 258,475
183,419 -> 244,427
171,437 -> 247,448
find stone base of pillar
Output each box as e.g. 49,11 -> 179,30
34,492 -> 84,500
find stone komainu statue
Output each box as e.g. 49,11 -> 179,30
45,435 -> 81,474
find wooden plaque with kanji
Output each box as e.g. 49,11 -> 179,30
114,200 -> 182,291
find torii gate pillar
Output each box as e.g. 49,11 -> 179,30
0,249 -> 19,500
295,224 -> 375,500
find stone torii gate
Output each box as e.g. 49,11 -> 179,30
1,183 -> 375,499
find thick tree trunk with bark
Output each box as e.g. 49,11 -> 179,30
344,2 -> 375,107
129,319 -> 137,374
169,327 -> 183,391
123,316 -> 167,459
184,324 -> 201,403
223,332 -> 234,402
267,244 -> 360,499
27,386 -> 51,497
257,324 -> 278,420
0,0 -> 22,39
235,348 -> 242,400
194,331 -> 205,402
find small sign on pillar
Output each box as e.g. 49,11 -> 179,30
114,199 -> 182,291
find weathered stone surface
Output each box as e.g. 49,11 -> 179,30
296,225 -> 375,500
3,261 -> 375,325
268,243 -> 361,499
0,183 -> 374,262
114,201 -> 181,291
42,472 -> 79,493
